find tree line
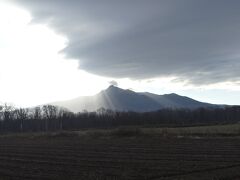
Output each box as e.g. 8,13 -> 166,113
0,104 -> 240,133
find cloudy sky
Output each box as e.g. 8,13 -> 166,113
1,0 -> 240,107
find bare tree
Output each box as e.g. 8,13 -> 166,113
33,106 -> 42,120
2,104 -> 15,121
42,105 -> 58,131
0,105 -> 3,121
57,107 -> 71,130
16,108 -> 29,132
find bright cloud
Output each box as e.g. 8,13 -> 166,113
0,2 -> 109,107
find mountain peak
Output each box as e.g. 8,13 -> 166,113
105,85 -> 122,92
108,85 -> 118,89
165,93 -> 179,96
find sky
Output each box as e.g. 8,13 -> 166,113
0,0 -> 240,107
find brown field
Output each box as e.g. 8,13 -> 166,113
0,128 -> 240,180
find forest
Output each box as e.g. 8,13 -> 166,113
0,104 -> 240,133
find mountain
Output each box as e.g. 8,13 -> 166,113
142,92 -> 214,109
52,85 -> 215,112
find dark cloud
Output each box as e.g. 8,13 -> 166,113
14,0 -> 240,85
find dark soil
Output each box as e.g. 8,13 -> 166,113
0,134 -> 239,180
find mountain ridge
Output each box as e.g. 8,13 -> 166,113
52,86 -> 216,113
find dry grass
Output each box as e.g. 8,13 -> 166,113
144,123 -> 240,137
1,123 -> 240,139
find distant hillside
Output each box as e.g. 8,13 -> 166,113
142,92 -> 214,109
52,85 -> 216,112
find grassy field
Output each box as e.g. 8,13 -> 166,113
72,123 -> 240,138
0,124 -> 240,179
143,123 -> 240,137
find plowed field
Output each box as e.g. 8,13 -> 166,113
0,134 -> 239,180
